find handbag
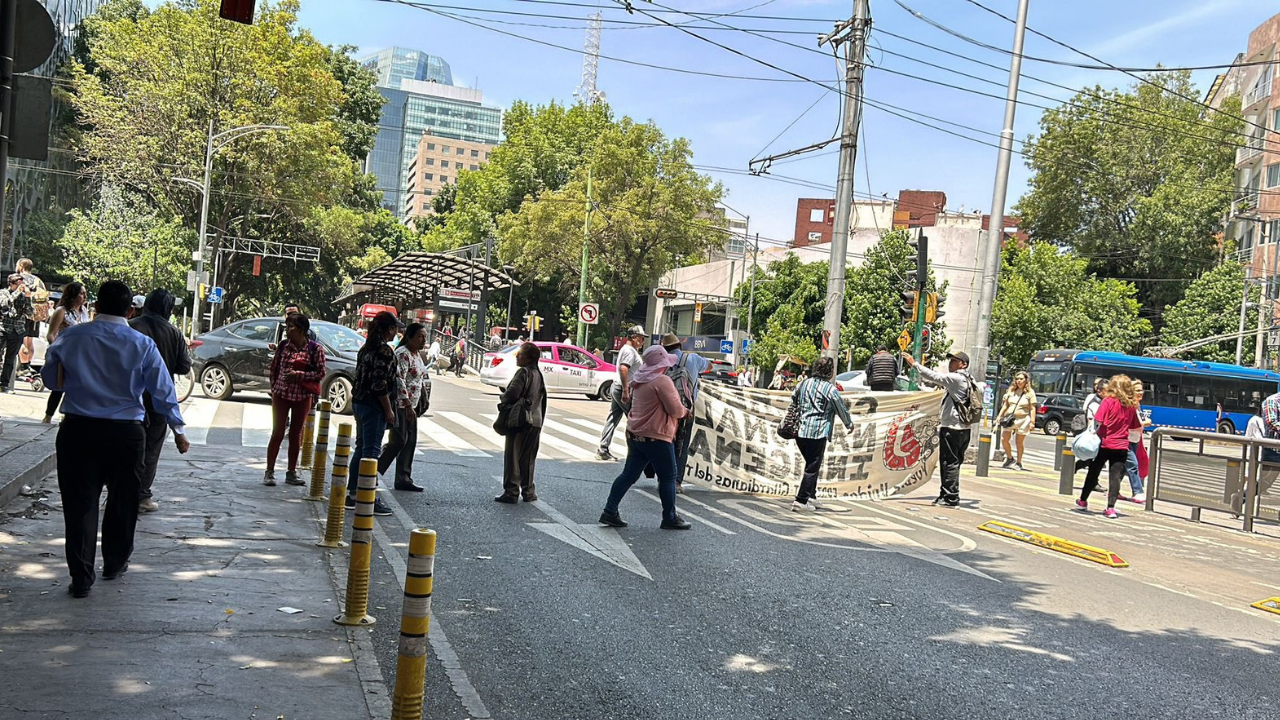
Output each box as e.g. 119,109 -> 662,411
1071,428 -> 1101,461
292,344 -> 322,396
998,391 -> 1024,428
777,380 -> 805,440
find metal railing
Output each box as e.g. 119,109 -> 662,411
1148,427 -> 1280,533
1246,77 -> 1272,108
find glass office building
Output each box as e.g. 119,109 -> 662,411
361,47 -> 502,217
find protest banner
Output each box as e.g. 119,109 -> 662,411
684,382 -> 945,500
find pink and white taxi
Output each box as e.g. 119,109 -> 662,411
480,342 -> 619,400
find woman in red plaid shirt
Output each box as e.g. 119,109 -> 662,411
264,313 -> 326,487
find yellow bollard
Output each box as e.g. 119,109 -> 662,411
317,422 -> 353,548
391,528 -> 436,720
299,407 -> 316,470
306,401 -> 332,502
334,458 -> 378,626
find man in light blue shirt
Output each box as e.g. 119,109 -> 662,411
42,280 -> 189,598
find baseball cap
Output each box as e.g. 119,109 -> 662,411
627,324 -> 645,337
132,295 -> 146,309
374,310 -> 405,330
947,351 -> 971,366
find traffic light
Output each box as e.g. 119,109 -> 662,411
921,325 -> 934,354
925,292 -> 945,323
903,233 -> 929,294
900,290 -> 919,324
523,311 -> 542,333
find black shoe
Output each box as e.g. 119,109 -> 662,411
344,495 -> 356,510
598,510 -> 627,527
494,494 -> 519,504
284,470 -> 305,486
68,583 -> 91,598
394,482 -> 425,492
1001,458 -> 1015,469
102,562 -> 129,581
372,498 -> 393,516
522,493 -> 538,502
931,498 -> 960,508
660,516 -> 693,530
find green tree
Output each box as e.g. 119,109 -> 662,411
1159,260 -> 1259,363
56,186 -> 194,294
499,117 -> 724,341
1016,71 -> 1243,319
991,243 -> 1152,366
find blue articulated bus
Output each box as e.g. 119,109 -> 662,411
1027,349 -> 1280,435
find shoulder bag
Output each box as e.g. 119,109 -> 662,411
777,379 -> 807,440
494,368 -> 535,435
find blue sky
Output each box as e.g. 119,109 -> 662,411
294,0 -> 1280,245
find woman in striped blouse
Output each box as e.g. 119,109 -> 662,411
790,357 -> 852,513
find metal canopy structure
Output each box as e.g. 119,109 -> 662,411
340,251 -> 517,303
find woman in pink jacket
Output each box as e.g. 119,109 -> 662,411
1076,374 -> 1142,519
598,345 -> 692,530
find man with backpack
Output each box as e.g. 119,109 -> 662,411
0,273 -> 33,392
903,351 -> 979,507
660,333 -> 708,491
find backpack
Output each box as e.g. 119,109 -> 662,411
0,289 -> 15,318
666,353 -> 696,411
952,373 -> 984,426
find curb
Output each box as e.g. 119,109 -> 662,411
0,445 -> 57,510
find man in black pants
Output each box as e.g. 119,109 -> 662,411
0,273 -> 32,392
130,289 -> 192,513
903,351 -> 975,507
42,281 -> 189,598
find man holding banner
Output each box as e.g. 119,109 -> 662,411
903,351 -> 974,507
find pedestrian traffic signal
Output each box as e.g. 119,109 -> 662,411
523,311 -> 542,332
925,292 -> 944,323
900,290 -> 918,324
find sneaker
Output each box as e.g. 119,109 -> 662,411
791,501 -> 815,513
284,470 -> 305,486
598,510 -> 627,528
595,450 -> 614,461
344,495 -> 356,510
1074,499 -> 1088,511
660,516 -> 693,530
1015,463 -> 1025,472
263,471 -> 276,487
1131,492 -> 1146,504
372,498 -> 393,517
138,498 -> 159,513
1001,458 -> 1015,469
1103,507 -> 1120,519
808,498 -> 825,511
931,497 -> 959,507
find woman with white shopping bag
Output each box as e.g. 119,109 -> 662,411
1075,375 -> 1142,519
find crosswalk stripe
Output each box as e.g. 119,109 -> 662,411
436,411 -> 505,451
480,413 -> 587,459
241,403 -> 274,448
180,397 -> 219,445
541,418 -> 627,458
419,416 -> 491,457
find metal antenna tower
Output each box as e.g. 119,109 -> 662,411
574,13 -> 605,104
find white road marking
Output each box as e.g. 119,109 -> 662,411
241,403 -> 274,448
528,498 -> 653,579
419,416 -> 491,457
436,411 -> 505,450
540,417 -> 627,457
634,490 -> 735,534
480,413 -> 587,459
179,397 -> 219,445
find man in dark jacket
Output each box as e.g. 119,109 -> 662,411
866,345 -> 899,392
129,289 -> 192,513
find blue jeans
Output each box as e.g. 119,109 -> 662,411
1125,442 -> 1144,496
604,435 -> 678,522
347,402 -> 389,496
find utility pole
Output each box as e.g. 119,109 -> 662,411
969,0 -> 1030,383
1237,266 -> 1252,366
817,0 -> 870,361
577,168 -> 593,348
746,232 -> 759,342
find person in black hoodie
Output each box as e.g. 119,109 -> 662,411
865,345 -> 899,392
129,289 -> 191,513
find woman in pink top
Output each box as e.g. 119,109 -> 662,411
598,345 -> 691,530
1076,374 -> 1142,518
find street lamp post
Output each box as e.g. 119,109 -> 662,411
186,120 -> 288,336
503,265 -> 515,342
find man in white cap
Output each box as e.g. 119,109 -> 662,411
597,325 -> 646,461
127,294 -> 145,321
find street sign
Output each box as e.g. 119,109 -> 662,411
897,329 -> 911,352
1269,329 -> 1280,348
719,340 -> 733,354
187,271 -> 199,293
741,339 -> 753,353
578,302 -> 599,325
208,287 -> 224,304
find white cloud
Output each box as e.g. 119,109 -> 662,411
1087,0 -> 1252,58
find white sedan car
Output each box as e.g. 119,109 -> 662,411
480,341 -> 619,400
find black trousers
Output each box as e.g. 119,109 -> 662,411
0,331 -> 23,390
57,415 -> 145,588
868,382 -> 894,392
673,415 -> 694,483
379,408 -> 418,487
501,426 -> 541,498
938,427 -> 970,503
795,437 -> 828,503
140,411 -> 169,499
1082,446 -> 1128,508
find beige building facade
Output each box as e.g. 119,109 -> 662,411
404,133 -> 495,221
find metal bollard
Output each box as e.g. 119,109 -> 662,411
391,528 -> 437,720
335,458 -> 378,627
1054,433 -> 1066,472
1058,446 -> 1075,495
317,422 -> 353,548
306,401 -> 332,502
975,432 -> 992,477
299,407 -> 316,470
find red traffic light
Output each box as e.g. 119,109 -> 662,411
654,288 -> 678,299
219,0 -> 256,24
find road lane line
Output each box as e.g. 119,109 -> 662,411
634,490 -> 735,534
179,397 -> 219,445
834,499 -> 978,553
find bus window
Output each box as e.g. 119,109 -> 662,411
1213,376 -> 1275,415
1182,376 -> 1211,408
1140,371 -> 1182,409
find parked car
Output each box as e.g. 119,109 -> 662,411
700,359 -> 738,385
479,342 -> 618,400
191,317 -> 365,414
834,370 -> 869,392
1034,393 -> 1085,436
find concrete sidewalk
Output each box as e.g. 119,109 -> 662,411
0,444 -> 381,719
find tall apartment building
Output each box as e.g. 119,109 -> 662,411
361,47 -> 502,218
404,134 -> 494,220
1215,13 -> 1280,292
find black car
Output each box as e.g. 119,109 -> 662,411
700,359 -> 739,385
191,317 -> 365,414
1034,393 -> 1085,436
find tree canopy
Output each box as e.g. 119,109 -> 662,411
1158,260 -> 1259,364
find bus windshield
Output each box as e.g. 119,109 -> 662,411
1029,361 -> 1070,395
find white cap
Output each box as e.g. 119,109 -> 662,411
132,295 -> 146,309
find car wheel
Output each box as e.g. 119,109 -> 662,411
1044,418 -> 1061,436
200,365 -> 233,400
1217,419 -> 1235,435
595,381 -> 612,401
327,376 -> 353,415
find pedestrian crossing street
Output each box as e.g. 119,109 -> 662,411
178,397 -> 629,462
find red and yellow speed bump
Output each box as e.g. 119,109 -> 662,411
978,520 -> 1129,568
1251,597 -> 1280,616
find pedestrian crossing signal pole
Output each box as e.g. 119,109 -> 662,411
818,0 -> 870,361
910,232 -> 929,390
577,168 -> 593,349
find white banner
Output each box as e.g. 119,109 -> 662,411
684,382 -> 945,501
